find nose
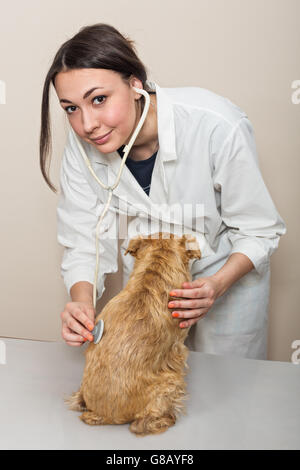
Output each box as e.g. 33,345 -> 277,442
81,109 -> 100,135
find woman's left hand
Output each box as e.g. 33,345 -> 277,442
168,276 -> 222,328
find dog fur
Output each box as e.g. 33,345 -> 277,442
65,232 -> 201,436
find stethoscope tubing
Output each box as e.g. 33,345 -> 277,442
69,87 -> 151,309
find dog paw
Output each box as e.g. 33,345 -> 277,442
79,411 -> 104,425
130,414 -> 176,436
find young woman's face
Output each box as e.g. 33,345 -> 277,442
54,68 -> 142,152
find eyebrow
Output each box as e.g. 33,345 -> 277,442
59,86 -> 105,104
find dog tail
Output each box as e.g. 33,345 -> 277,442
64,389 -> 87,412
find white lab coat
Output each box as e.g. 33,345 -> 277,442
57,81 -> 286,360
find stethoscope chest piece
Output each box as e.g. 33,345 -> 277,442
92,319 -> 104,344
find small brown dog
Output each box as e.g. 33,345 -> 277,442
65,232 -> 201,436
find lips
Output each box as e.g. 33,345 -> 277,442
91,130 -> 112,141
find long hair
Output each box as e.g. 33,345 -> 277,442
40,23 -> 153,193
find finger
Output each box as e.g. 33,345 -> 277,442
168,298 -> 213,309
63,322 -> 93,343
169,287 -> 206,299
62,324 -> 85,342
67,310 -> 94,340
181,279 -> 206,289
72,307 -> 94,333
84,306 -> 96,324
179,315 -> 206,329
172,308 -> 208,320
66,341 -> 85,347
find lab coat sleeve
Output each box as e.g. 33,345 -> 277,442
56,133 -> 118,299
213,117 -> 287,276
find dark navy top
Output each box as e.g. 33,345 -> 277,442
117,146 -> 158,196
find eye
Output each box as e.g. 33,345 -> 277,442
64,105 -> 77,115
64,95 -> 106,114
93,95 -> 106,105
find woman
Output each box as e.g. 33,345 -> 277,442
40,23 -> 286,359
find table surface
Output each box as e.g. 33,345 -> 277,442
0,337 -> 299,450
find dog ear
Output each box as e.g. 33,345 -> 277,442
124,236 -> 143,257
182,234 -> 202,260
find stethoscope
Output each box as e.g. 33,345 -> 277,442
69,87 -> 151,343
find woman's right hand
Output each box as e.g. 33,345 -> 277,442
60,302 -> 95,347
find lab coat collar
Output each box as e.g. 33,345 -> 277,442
152,81 -> 177,163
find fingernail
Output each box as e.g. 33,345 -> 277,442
169,291 -> 177,296
168,302 -> 175,307
88,334 -> 94,342
87,323 -> 94,331
172,312 -> 180,318
180,322 -> 187,328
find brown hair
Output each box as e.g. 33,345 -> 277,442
40,23 -> 153,193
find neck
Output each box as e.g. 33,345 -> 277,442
126,249 -> 190,294
128,94 -> 158,161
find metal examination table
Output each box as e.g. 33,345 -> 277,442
0,337 -> 299,450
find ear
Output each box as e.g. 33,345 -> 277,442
182,234 -> 202,260
124,236 -> 144,258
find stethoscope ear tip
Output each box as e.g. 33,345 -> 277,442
132,86 -> 148,98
